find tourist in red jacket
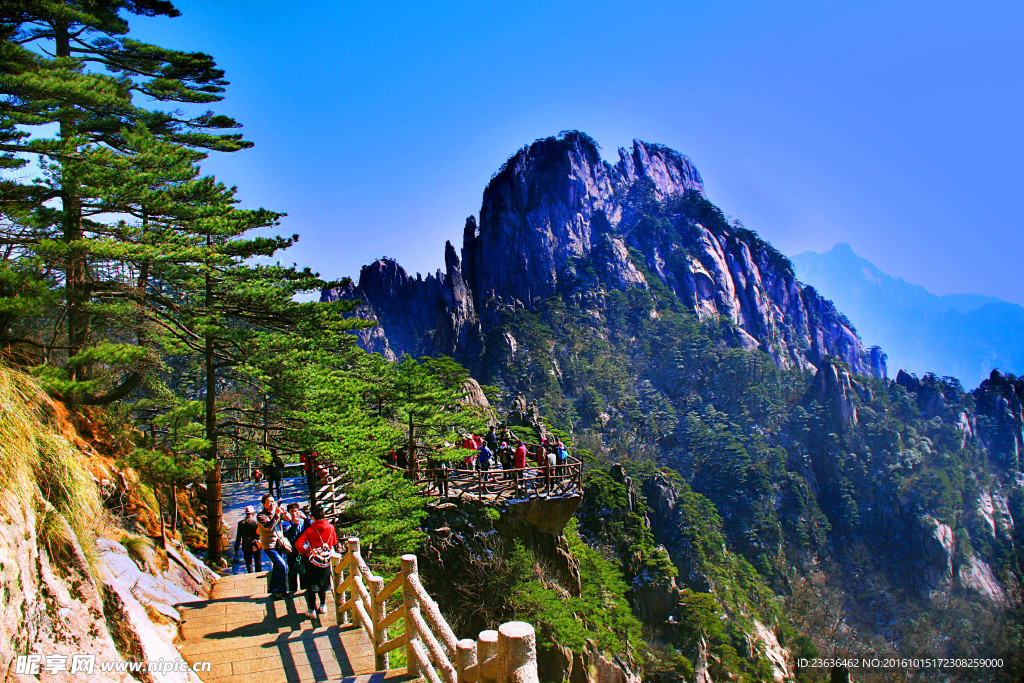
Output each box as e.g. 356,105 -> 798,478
295,505 -> 339,619
513,440 -> 529,494
513,440 -> 528,469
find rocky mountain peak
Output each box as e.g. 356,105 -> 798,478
615,138 -> 705,200
326,131 -> 885,378
466,132 -> 705,310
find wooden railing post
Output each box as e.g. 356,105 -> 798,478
332,538 -> 546,683
477,630 -> 498,683
402,553 -> 420,677
497,622 -> 538,683
456,638 -> 475,679
456,638 -> 478,683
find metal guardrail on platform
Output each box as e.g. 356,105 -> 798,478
332,538 -> 539,683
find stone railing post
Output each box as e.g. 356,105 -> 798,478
497,622 -> 538,683
332,554 -> 343,625
456,638 -> 477,682
477,630 -> 498,683
402,554 -> 420,677
347,538 -> 362,630
370,574 -> 387,670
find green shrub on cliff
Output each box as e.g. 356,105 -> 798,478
509,520 -> 644,656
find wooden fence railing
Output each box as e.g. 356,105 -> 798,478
332,538 -> 539,683
219,456 -> 255,483
392,441 -> 583,502
406,456 -> 583,503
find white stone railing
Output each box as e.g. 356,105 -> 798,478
332,537 -> 538,683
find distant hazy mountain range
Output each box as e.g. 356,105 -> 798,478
791,243 -> 1024,387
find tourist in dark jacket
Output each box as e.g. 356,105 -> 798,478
295,505 -> 339,619
284,503 -> 309,592
485,425 -> 499,452
478,443 -> 494,493
267,449 -> 284,499
234,506 -> 261,573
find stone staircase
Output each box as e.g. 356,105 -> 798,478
176,571 -> 416,683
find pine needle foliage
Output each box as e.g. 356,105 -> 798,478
0,1 -> 257,402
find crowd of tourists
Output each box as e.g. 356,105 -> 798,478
234,491 -> 341,620
385,424 -> 571,496
229,428 -> 571,620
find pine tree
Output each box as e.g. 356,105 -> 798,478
385,354 -> 488,459
0,1 -> 249,400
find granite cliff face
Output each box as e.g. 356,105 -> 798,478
323,132 -> 884,380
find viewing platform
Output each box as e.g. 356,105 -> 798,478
314,442 -> 583,517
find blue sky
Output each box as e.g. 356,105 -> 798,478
134,0 -> 1024,305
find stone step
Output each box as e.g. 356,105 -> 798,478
177,570 -> 386,683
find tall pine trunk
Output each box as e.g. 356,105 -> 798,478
204,242 -> 223,563
156,476 -> 167,549
55,21 -> 88,388
170,481 -> 179,537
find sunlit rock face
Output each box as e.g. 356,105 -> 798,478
325,131 -> 884,379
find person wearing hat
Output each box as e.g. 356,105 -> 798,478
234,505 -> 261,573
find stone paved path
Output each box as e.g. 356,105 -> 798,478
177,566 -> 410,682
178,474 -> 414,682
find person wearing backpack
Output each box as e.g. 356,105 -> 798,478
295,505 -> 339,619
556,441 -> 569,475
498,441 -> 513,479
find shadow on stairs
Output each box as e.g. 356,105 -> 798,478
176,571 -> 420,683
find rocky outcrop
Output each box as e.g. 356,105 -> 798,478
1,492 -> 134,683
319,278 -> 397,360
637,470 -> 794,682
497,496 -> 583,596
99,538 -> 213,683
1,491 -> 214,683
972,369 -> 1024,470
507,394 -> 548,439
324,131 -> 885,379
958,554 -> 1009,605
539,638 -> 641,683
919,516 -> 955,589
462,377 -> 492,411
749,619 -> 793,682
812,359 -> 861,428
